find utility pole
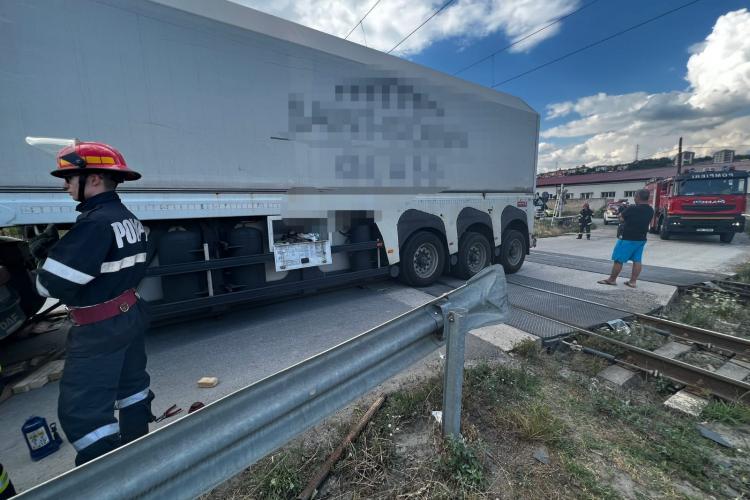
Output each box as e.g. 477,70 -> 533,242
634,144 -> 639,162
677,137 -> 683,174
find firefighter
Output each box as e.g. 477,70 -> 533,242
33,141 -> 153,465
576,202 -> 594,240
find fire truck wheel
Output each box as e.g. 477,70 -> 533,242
658,217 -> 670,240
720,232 -> 735,244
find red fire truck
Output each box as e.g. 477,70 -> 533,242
646,167 -> 748,243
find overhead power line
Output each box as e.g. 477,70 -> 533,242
492,0 -> 703,87
344,0 -> 382,41
454,0 -> 604,76
388,0 -> 456,54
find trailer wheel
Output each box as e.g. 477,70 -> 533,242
658,217 -> 670,240
720,232 -> 735,243
499,229 -> 526,274
454,232 -> 491,279
400,231 -> 446,286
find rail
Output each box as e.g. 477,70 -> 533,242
17,266 -> 509,500
512,304 -> 750,403
507,279 -> 750,358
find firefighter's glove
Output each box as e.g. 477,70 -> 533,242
29,224 -> 59,262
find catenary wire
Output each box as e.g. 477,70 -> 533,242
388,0 -> 456,54
344,0 -> 382,40
453,0 -> 604,76
493,0 -> 703,87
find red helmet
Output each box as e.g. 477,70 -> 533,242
53,141 -> 141,181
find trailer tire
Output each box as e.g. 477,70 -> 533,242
454,231 -> 491,279
658,217 -> 670,240
400,231 -> 446,286
720,232 -> 735,243
499,229 -> 526,274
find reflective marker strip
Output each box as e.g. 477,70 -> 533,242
36,276 -> 52,298
115,387 -> 150,409
100,252 -> 147,273
84,156 -> 116,165
72,423 -> 119,451
0,469 -> 9,493
43,257 -> 94,284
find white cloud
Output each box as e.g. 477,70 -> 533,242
538,9 -> 750,172
231,0 -> 579,55
686,8 -> 750,111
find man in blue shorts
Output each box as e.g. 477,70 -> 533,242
598,189 -> 654,288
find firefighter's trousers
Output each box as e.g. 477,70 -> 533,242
58,300 -> 152,466
578,222 -> 591,238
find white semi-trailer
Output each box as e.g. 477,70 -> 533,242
0,0 -> 539,336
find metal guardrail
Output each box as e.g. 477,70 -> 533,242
19,265 -> 508,500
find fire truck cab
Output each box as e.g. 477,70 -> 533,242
646,167 -> 747,243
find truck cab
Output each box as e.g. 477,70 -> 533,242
647,167 -> 747,243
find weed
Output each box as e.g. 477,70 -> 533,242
734,261 -> 750,283
701,401 -> 750,425
464,363 -> 540,405
505,401 -> 566,445
663,289 -> 749,337
243,451 -> 305,500
584,389 -> 724,491
559,454 -> 620,499
534,217 -> 576,238
440,436 -> 486,491
568,351 -> 610,377
513,338 -> 541,360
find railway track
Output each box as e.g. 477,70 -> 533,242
425,275 -> 750,402
505,279 -> 750,403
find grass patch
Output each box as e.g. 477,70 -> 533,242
734,261 -> 750,283
559,454 -> 621,499
702,400 -> 750,425
567,350 -> 610,377
534,218 -> 576,238
215,349 -> 749,499
512,338 -> 541,360
440,436 -> 487,492
214,448 -> 315,500
464,363 -> 540,405
504,401 -> 566,445
663,288 -> 749,337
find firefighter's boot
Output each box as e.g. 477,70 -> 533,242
576,234 -> 582,239
0,464 -> 16,500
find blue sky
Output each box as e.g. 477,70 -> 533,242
239,0 -> 750,171
415,0 -> 747,114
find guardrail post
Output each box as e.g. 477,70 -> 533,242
442,307 -> 467,438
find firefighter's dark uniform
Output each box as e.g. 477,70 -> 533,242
577,207 -> 594,239
36,190 -> 152,465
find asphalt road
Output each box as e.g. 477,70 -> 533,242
2,221 -> 749,492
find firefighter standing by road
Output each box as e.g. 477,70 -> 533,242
29,139 -> 153,465
577,203 -> 594,240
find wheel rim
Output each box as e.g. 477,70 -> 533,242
467,242 -> 488,274
507,239 -> 523,266
413,242 -> 439,279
